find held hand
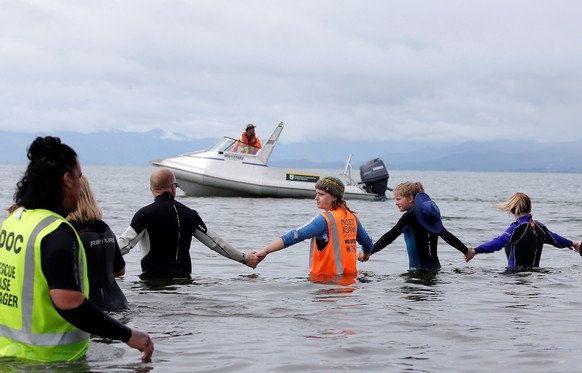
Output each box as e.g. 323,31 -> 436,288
573,240 -> 582,253
256,249 -> 269,261
245,251 -> 261,269
357,251 -> 370,262
465,248 -> 476,262
126,329 -> 154,362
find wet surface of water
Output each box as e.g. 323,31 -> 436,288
1,165 -> 582,372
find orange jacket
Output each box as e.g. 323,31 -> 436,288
232,132 -> 262,153
309,209 -> 358,276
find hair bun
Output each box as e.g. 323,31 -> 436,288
27,136 -> 63,161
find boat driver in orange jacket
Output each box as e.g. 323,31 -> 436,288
232,123 -> 262,154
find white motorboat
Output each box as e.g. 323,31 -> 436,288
151,122 -> 389,200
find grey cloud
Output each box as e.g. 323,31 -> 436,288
0,1 -> 581,144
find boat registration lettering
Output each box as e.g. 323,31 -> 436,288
224,153 -> 244,161
286,173 -> 320,183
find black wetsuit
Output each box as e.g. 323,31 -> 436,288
42,223 -> 87,293
70,220 -> 128,311
41,213 -> 131,341
118,192 -> 207,277
371,208 -> 468,271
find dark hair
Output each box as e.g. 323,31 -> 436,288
15,136 -> 78,211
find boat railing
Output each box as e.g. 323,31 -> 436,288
341,154 -> 358,186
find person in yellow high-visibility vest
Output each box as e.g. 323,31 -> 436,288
0,136 -> 154,362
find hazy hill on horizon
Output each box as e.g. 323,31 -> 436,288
0,129 -> 581,173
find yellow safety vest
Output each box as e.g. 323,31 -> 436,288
0,208 -> 89,362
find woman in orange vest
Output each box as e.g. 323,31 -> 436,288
256,176 -> 373,283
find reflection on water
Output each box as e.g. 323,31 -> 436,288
399,270 -> 442,302
312,286 -> 357,298
0,357 -> 91,373
305,277 -> 360,341
309,272 -> 357,286
133,276 -> 196,292
304,329 -> 357,340
401,269 -> 440,287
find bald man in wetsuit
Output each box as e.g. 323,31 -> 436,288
118,168 -> 260,278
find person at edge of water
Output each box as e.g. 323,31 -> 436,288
358,181 -> 468,271
117,167 -> 260,278
67,175 -> 128,312
464,192 -> 582,268
232,123 -> 262,154
255,176 -> 373,285
0,136 -> 153,363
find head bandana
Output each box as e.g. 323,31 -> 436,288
315,176 -> 345,199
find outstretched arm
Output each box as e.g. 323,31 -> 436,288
256,238 -> 285,260
256,215 -> 326,263
440,227 -> 469,255
193,229 -> 260,268
539,222 -> 579,251
369,211 -> 411,257
117,226 -> 145,256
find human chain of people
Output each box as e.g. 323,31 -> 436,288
0,132 -> 580,365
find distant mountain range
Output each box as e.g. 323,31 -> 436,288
1,129 -> 581,173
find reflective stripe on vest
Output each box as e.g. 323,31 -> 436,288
326,211 -> 344,274
0,212 -> 88,347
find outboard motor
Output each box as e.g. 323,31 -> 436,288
359,158 -> 389,201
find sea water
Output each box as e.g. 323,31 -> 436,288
0,164 -> 581,373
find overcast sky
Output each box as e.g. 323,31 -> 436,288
1,1 -> 581,144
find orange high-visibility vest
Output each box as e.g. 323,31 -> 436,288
309,209 -> 358,275
232,133 -> 262,153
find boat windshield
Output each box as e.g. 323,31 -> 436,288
211,137 -> 238,152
